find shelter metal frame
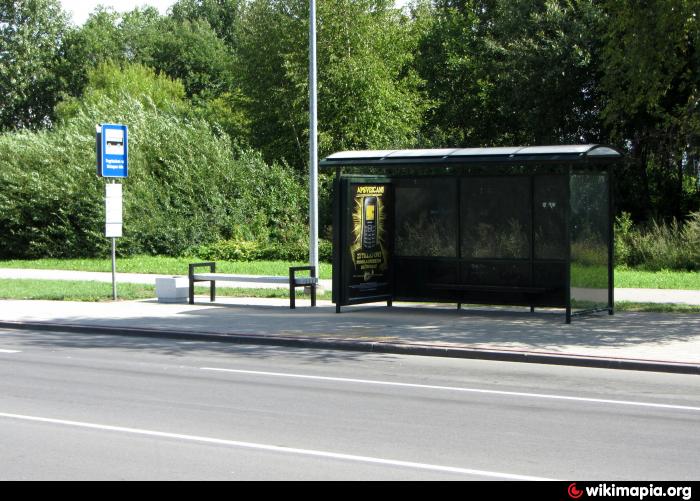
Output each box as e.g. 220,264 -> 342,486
321,145 -> 622,323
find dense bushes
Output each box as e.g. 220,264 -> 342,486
615,212 -> 700,271
192,238 -> 332,263
0,64 -> 308,259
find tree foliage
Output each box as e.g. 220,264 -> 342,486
599,0 -> 699,220
236,0 -> 428,168
0,0 -> 70,130
61,7 -> 236,101
1,0 -> 699,262
414,0 -> 698,219
170,0 -> 245,49
415,0 -> 602,146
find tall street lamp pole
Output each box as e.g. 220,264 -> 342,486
309,0 -> 319,274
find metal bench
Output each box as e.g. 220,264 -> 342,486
188,262 -> 318,309
427,283 -> 548,294
426,283 -> 551,312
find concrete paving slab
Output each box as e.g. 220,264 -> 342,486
0,298 -> 698,369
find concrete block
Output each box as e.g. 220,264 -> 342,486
155,276 -> 189,304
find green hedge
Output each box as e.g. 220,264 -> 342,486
193,238 -> 333,263
0,64 -> 308,259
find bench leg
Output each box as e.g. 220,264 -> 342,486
290,283 -> 295,309
189,279 -> 194,305
530,306 -> 535,313
210,280 -> 216,302
336,304 -> 341,313
311,284 -> 316,307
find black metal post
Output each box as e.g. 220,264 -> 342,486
530,175 -> 536,312
608,167 -> 615,315
565,166 -> 572,324
289,266 -> 296,309
188,263 -> 195,305
210,262 -> 216,302
311,265 -> 317,307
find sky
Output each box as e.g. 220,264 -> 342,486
59,0 -> 177,26
59,0 -> 411,26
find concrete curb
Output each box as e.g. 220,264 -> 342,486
1,320 -> 698,376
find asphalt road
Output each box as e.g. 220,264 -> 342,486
1,327 -> 699,480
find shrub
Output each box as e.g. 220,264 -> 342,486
318,238 -> 333,263
192,239 -> 262,262
614,211 -> 634,267
682,211 -> 700,268
614,211 -> 700,271
193,238 -> 333,263
0,63 -> 308,259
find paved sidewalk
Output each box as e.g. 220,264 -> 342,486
0,298 -> 698,373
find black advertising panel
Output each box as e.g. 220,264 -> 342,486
337,178 -> 393,307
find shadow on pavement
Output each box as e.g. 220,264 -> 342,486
3,298 -> 699,354
0,326 -> 399,364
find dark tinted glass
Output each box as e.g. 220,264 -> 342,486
460,177 -> 530,259
395,178 -> 458,257
570,174 -> 610,308
534,175 -> 567,259
460,261 -> 530,286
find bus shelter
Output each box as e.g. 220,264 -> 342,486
320,145 -> 623,323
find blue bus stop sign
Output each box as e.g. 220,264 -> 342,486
97,124 -> 128,178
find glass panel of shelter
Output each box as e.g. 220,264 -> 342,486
570,173 -> 610,309
394,177 -> 458,258
391,172 -> 573,306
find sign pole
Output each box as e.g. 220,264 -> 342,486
111,235 -> 117,300
97,123 -> 127,301
110,179 -> 117,301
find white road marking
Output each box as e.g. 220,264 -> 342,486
0,349 -> 20,354
0,412 -> 553,480
201,367 -> 700,413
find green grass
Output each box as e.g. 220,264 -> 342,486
572,264 -> 699,290
614,302 -> 700,313
614,268 -> 700,290
0,279 -> 694,312
1,257 -> 698,290
0,279 -> 330,302
0,256 -> 333,279
0,279 -> 156,301
571,264 -> 608,289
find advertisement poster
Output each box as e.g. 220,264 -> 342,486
346,182 -> 392,300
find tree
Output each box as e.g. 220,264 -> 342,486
145,17 -> 236,100
0,0 -> 70,130
599,0 -> 699,220
170,0 -> 245,50
485,0 -> 604,144
59,7 -> 128,97
235,0 -> 427,169
412,0 -> 493,145
414,0 -> 604,146
62,6 -> 236,99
